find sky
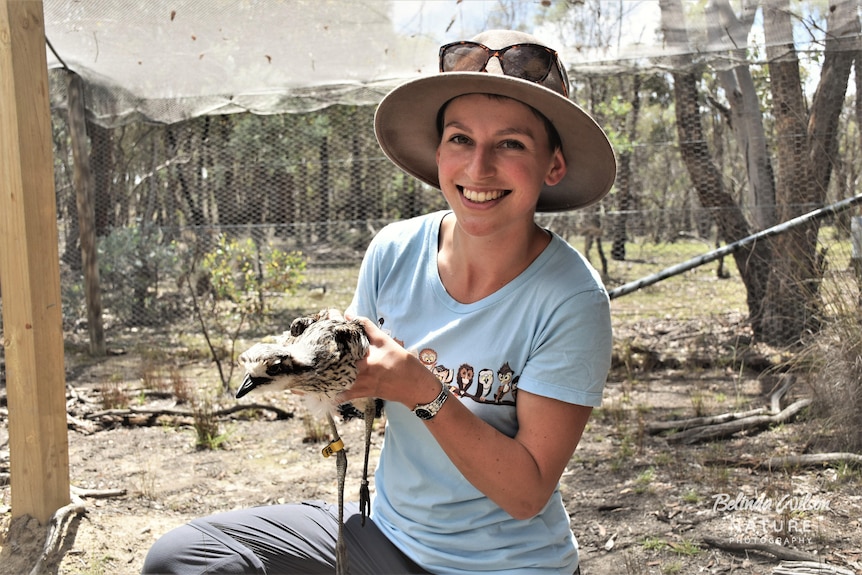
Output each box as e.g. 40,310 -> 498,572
390,0 -> 515,43
387,0 -> 663,65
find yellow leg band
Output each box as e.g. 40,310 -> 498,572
322,438 -> 345,458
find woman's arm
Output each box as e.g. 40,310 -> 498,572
336,316 -> 593,520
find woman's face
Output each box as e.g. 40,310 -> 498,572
435,94 -> 566,238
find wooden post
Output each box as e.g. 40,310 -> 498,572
0,0 -> 71,523
852,216 -> 862,290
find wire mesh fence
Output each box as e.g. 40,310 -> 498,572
2,68 -> 862,366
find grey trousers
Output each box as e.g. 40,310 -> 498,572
141,501 -> 429,575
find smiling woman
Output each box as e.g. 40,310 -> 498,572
374,29 -> 615,213
143,28 -> 615,575
433,94 -> 567,263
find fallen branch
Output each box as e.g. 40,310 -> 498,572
67,413 -> 98,435
703,535 -> 819,562
646,407 -> 769,434
759,453 -> 862,470
772,560 -> 857,574
701,456 -> 760,468
665,399 -> 812,445
22,487 -> 126,574
649,374 -> 796,436
70,485 -> 127,499
84,402 -> 293,422
769,375 -> 795,415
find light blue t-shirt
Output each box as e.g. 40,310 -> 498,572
347,211 -> 612,574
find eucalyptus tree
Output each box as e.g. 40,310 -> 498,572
660,0 -> 859,345
760,0 -> 859,344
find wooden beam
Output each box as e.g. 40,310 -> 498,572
0,0 -> 71,523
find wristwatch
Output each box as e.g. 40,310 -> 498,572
412,383 -> 448,420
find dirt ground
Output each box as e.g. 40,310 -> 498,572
2,343 -> 861,575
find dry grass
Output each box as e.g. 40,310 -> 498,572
604,238 -> 748,322
301,412 -> 332,444
800,262 -> 862,452
191,397 -> 230,450
99,380 -> 128,410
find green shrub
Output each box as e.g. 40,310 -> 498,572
200,234 -> 306,315
191,234 -> 307,393
97,225 -> 180,326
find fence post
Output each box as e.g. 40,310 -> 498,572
852,216 -> 862,287
0,0 -> 71,523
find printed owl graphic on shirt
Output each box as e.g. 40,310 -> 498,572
474,368 -> 495,401
494,362 -> 518,403
454,363 -> 474,397
419,348 -> 437,370
432,364 -> 454,387
410,343 -> 520,407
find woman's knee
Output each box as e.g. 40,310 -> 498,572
141,522 -> 259,575
142,523 -> 198,574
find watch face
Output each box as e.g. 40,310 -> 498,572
414,408 -> 434,420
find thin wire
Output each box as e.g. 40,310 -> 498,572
45,36 -> 69,71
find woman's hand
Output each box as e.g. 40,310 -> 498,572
335,316 -> 440,408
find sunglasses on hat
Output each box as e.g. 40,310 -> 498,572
439,41 -> 569,98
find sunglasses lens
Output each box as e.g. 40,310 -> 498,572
439,41 -> 567,97
441,43 -> 490,72
501,45 -> 554,82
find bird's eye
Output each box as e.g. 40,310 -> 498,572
266,363 -> 281,376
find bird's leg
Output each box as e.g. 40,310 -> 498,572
325,412 -> 349,575
359,399 -> 376,526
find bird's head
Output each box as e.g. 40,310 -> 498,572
235,342 -> 315,398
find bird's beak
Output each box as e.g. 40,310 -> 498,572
236,374 -> 272,398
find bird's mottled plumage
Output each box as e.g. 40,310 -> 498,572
236,309 -> 370,412
235,309 -> 377,575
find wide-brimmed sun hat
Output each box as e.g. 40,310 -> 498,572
374,29 -> 616,212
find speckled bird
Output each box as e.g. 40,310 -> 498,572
237,309 -> 369,408
236,309 -> 377,575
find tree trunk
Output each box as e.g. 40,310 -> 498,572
166,124 -> 205,228
55,116 -> 82,268
660,0 -> 771,337
89,121 -> 114,235
672,71 -> 771,336
611,74 -> 640,262
759,0 -> 856,345
66,72 -> 106,356
706,0 -> 776,230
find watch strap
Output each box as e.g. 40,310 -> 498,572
412,383 -> 448,420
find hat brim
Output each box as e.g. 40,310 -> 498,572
374,72 -> 616,212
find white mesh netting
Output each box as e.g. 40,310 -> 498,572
43,0 -> 832,127
44,0 -> 444,125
